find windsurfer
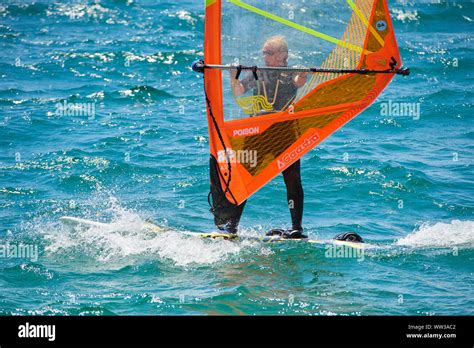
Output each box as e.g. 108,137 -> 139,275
216,36 -> 307,239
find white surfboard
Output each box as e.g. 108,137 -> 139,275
60,216 -> 371,249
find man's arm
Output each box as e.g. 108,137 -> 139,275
230,71 -> 246,96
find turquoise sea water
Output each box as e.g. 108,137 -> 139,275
0,1 -> 473,315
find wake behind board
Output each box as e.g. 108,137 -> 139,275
60,216 -> 370,250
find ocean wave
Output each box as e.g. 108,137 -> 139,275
160,9 -> 199,27
391,8 -> 419,23
0,24 -> 20,39
46,2 -> 118,23
324,163 -> 435,189
49,49 -> 200,68
2,2 -> 49,17
0,86 -> 173,106
0,187 -> 35,196
3,263 -> 56,283
0,153 -> 109,174
326,166 -> 383,179
117,85 -> 174,100
396,220 -> 474,248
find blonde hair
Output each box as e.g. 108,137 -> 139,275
265,35 -> 289,53
264,36 -> 289,65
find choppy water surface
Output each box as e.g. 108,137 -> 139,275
0,1 -> 472,315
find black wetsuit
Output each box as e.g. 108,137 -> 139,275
210,70 -> 304,233
240,70 -> 298,112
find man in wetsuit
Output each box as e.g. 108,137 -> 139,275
211,36 -> 307,239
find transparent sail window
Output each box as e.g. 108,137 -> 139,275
221,0 -> 368,121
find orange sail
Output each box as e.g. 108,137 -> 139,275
202,0 -> 405,207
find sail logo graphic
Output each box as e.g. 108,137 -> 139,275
232,126 -> 260,137
277,133 -> 320,170
376,20 -> 387,31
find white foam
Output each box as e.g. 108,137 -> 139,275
396,220 -> 474,248
41,198 -> 269,268
161,9 -> 197,25
391,9 -> 419,23
47,3 -> 112,20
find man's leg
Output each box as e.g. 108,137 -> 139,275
219,200 -> 246,234
209,156 -> 246,234
282,160 -> 304,231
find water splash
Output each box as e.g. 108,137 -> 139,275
40,198 -> 268,268
396,220 -> 474,248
